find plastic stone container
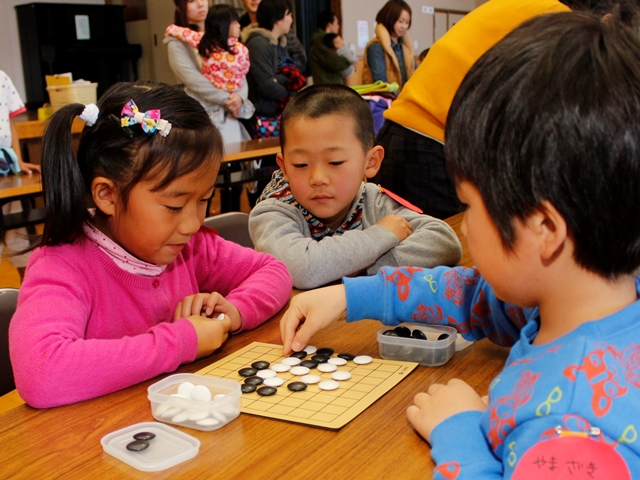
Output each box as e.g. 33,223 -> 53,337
148,373 -> 241,431
101,422 -> 200,472
377,324 -> 457,366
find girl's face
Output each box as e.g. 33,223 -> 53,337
186,0 -> 208,27
229,19 -> 241,39
392,9 -> 411,39
107,163 -> 217,266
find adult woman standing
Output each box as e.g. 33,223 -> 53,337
165,0 -> 254,144
362,0 -> 415,90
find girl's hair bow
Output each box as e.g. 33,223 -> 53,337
120,99 -> 172,137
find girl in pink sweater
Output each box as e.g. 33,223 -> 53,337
9,81 -> 292,408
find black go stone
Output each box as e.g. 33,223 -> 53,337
239,367 -> 257,377
438,333 -> 450,341
412,329 -> 427,340
257,386 -> 277,396
337,353 -> 355,361
382,329 -> 399,336
133,432 -> 156,441
316,347 -> 334,356
251,360 -> 270,370
311,354 -> 330,363
126,440 -> 150,452
241,383 -> 257,394
300,360 -> 318,369
394,326 -> 412,337
290,351 -> 307,359
244,376 -> 264,385
287,382 -> 308,392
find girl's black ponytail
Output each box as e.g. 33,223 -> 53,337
41,103 -> 89,247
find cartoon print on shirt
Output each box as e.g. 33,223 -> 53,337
564,343 -> 640,417
487,370 -> 540,450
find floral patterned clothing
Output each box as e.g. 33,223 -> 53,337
165,25 -> 250,92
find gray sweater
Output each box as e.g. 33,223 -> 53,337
249,182 -> 462,289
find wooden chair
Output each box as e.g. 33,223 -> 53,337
0,288 -> 19,396
203,212 -> 254,249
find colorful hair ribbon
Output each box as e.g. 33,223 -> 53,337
120,99 -> 172,137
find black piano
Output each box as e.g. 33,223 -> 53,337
16,2 -> 142,109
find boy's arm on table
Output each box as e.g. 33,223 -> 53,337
367,192 -> 462,272
281,264 -> 528,353
249,201 -> 400,289
345,265 -> 528,346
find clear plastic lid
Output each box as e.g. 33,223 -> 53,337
101,421 -> 200,472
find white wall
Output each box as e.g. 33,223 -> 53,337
342,0 -> 483,56
0,0 -> 105,102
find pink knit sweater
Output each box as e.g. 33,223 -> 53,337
9,227 -> 292,407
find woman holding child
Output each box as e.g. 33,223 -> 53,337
165,0 -> 254,143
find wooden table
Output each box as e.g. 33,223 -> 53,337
0,173 -> 42,201
0,307 -> 506,479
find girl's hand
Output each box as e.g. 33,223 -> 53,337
187,314 -> 232,359
175,292 -> 242,332
18,159 -> 41,174
224,93 -> 243,117
406,379 -> 487,443
280,285 -> 347,355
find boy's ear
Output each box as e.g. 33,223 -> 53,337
91,177 -> 118,216
276,152 -> 287,179
528,200 -> 568,262
364,145 -> 384,179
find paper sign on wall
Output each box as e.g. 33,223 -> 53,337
357,20 -> 369,49
75,15 -> 90,40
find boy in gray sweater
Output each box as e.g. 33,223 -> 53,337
248,84 -> 461,289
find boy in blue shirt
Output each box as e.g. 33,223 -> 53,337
280,11 -> 640,478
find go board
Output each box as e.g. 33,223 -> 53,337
196,342 -> 418,430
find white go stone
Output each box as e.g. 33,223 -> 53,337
332,370 -> 352,381
318,380 -> 340,391
154,403 -> 171,416
271,363 -> 291,373
177,381 -> 195,397
289,366 -> 310,376
190,384 -> 212,402
353,355 -> 373,365
317,363 -> 337,373
281,357 -> 302,366
196,417 -> 220,427
300,374 -> 321,384
304,345 -> 317,354
328,357 -> 347,366
161,407 -> 182,419
256,369 -> 277,379
187,410 -> 210,421
263,376 -> 285,387
172,411 -> 189,423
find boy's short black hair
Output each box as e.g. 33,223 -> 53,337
280,84 -> 374,153
257,0 -> 292,31
323,33 -> 339,50
445,11 -> 640,278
